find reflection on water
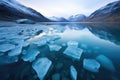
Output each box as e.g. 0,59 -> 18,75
0,22 -> 120,80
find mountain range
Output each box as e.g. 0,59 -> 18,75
49,16 -> 69,22
86,0 -> 120,22
68,14 -> 87,22
0,0 -> 50,22
0,0 -> 120,22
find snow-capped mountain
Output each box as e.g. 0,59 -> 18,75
68,14 -> 86,22
49,16 -> 69,22
0,0 -> 50,22
86,0 -> 120,22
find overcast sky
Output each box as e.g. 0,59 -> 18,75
17,0 -> 117,18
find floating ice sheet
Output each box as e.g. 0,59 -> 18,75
63,47 -> 83,60
83,59 -> 100,73
49,44 -> 62,51
96,55 -> 116,72
0,43 -> 15,52
8,45 -> 22,56
22,45 -> 40,62
32,58 -> 52,80
10,39 -> 29,47
70,66 -> 77,80
33,39 -> 47,47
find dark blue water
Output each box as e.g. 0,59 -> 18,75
0,22 -> 120,80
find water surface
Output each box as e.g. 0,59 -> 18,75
0,22 -> 120,80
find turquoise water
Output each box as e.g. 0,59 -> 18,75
0,22 -> 120,80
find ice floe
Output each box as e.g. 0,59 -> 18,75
70,66 -> 77,80
32,58 -> 52,80
63,47 -> 83,60
0,43 -> 15,52
32,39 -> 47,47
83,59 -> 100,72
8,45 -> 22,56
48,44 -> 62,51
96,55 -> 116,72
22,45 -> 40,62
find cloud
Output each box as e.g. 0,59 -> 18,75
17,0 -> 117,18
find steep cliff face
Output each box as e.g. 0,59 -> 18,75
0,0 -> 51,22
86,1 -> 120,22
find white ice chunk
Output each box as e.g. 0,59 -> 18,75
10,39 -> 24,45
32,58 -> 52,80
49,44 -> 62,51
96,55 -> 116,72
8,45 -> 22,56
22,45 -> 40,62
83,59 -> 100,73
64,47 -> 83,60
10,39 -> 29,47
67,41 -> 78,48
0,43 -> 15,52
33,39 -> 47,47
70,66 -> 77,80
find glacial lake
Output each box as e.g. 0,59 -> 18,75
0,22 -> 120,80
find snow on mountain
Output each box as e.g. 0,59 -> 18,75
0,0 -> 50,22
49,16 -> 69,22
68,14 -> 87,22
86,0 -> 120,22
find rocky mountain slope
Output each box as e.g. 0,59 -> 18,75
0,0 -> 50,22
86,0 -> 120,22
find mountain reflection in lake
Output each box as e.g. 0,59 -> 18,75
0,22 -> 120,80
